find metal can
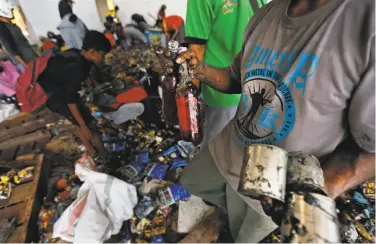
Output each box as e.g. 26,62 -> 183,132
238,145 -> 288,203
281,192 -> 340,243
286,152 -> 326,195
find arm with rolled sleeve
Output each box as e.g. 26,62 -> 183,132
323,37 -> 375,199
185,0 -> 214,87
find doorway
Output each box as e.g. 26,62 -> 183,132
96,0 -> 115,23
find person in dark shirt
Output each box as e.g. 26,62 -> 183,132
38,30 -> 111,158
0,15 -> 36,71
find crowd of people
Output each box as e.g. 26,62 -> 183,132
0,0 -> 375,242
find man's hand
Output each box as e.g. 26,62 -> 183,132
176,49 -> 205,77
175,49 -> 241,94
322,138 -> 375,199
188,44 -> 206,88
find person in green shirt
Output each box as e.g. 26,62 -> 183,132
185,0 -> 258,146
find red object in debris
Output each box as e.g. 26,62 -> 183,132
176,81 -> 203,145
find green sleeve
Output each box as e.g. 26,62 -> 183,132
185,0 -> 214,42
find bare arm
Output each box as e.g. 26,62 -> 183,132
323,138 -> 375,199
68,103 -> 87,128
171,27 -> 180,41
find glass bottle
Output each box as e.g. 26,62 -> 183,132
175,65 -> 204,145
161,41 -> 180,126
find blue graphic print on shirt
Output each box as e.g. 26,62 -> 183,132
232,44 -> 319,146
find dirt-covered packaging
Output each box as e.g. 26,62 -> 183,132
175,63 -> 204,145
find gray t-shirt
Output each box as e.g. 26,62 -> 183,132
209,0 -> 375,213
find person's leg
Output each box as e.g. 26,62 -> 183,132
180,146 -> 227,210
103,103 -> 144,125
226,185 -> 277,243
201,105 -> 238,149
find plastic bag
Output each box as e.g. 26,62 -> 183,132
0,104 -> 20,123
53,158 -> 138,243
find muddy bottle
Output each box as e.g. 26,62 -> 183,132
176,69 -> 204,145
161,41 -> 180,126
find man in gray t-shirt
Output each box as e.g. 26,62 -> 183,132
177,0 -> 375,242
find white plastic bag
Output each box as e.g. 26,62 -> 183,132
0,104 -> 20,123
53,157 -> 138,243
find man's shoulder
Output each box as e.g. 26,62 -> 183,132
47,50 -> 87,74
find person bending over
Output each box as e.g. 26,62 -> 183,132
37,31 -> 111,158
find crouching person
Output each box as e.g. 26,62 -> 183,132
16,30 -> 111,158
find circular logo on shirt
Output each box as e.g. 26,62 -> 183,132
234,68 -> 296,145
222,0 -> 237,14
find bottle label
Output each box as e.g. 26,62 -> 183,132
176,94 -> 190,133
187,94 -> 199,134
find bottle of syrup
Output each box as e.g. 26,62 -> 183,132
161,41 -> 180,126
175,64 -> 204,145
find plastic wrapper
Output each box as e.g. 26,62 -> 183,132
136,218 -> 152,236
157,182 -> 191,209
165,167 -> 184,182
150,235 -> 164,243
363,180 -> 375,201
136,151 -> 150,164
143,163 -> 169,180
0,182 -> 11,200
151,209 -> 166,236
134,196 -> 157,219
13,166 -> 34,184
118,162 -> 145,183
170,158 -> 188,169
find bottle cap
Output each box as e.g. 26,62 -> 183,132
168,40 -> 179,53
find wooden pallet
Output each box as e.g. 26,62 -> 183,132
0,110 -> 60,161
0,154 -> 49,243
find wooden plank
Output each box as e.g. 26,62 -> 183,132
0,155 -> 44,207
0,182 -> 34,207
0,201 -> 29,225
15,154 -> 38,161
6,225 -> 27,243
24,154 -> 48,243
0,130 -> 51,161
0,148 -> 16,162
0,113 -> 32,130
0,161 -> 36,170
0,130 -> 51,151
0,113 -> 59,141
1,154 -> 46,243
